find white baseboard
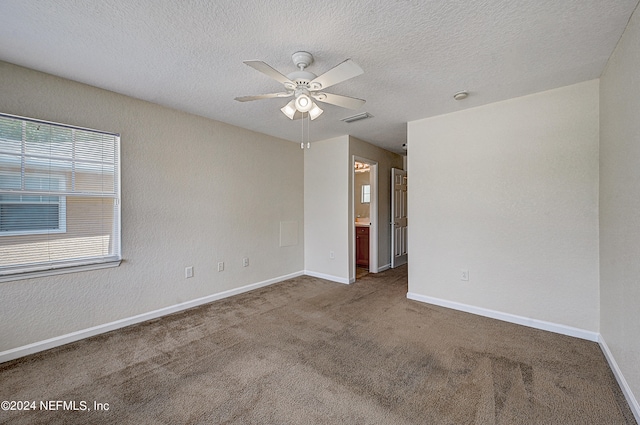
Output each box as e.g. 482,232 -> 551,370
377,263 -> 391,272
0,271 -> 304,364
406,292 -> 599,342
304,270 -> 351,284
599,335 -> 640,423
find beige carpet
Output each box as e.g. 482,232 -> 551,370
0,265 -> 636,424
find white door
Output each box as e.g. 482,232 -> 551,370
391,168 -> 408,268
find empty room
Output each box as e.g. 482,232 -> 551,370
0,1 -> 639,424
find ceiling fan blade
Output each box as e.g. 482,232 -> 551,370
235,92 -> 292,102
309,59 -> 364,90
243,60 -> 293,85
312,92 -> 365,109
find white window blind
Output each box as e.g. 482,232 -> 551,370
0,113 -> 121,278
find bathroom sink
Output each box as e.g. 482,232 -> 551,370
355,217 -> 370,226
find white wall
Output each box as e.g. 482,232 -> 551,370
600,3 -> 640,413
407,80 -> 600,332
0,61 -> 304,353
304,136 -> 351,283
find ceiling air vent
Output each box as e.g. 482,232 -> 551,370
341,112 -> 373,123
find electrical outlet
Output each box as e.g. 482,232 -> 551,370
242,257 -> 249,267
461,269 -> 469,281
185,266 -> 194,279
329,251 -> 335,259
217,262 -> 224,272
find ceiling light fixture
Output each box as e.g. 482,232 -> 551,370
281,90 -> 324,121
282,90 -> 325,150
295,93 -> 313,112
280,99 -> 297,120
453,91 -> 469,100
308,103 -> 324,120
354,161 -> 370,172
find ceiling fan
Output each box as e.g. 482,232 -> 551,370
235,51 -> 365,120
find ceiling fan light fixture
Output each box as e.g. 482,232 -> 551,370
281,99 -> 297,119
295,93 -> 313,112
309,103 -> 323,120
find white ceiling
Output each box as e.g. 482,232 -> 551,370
0,0 -> 638,153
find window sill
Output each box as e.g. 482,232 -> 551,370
0,260 -> 122,283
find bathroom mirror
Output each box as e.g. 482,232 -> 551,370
361,184 -> 370,204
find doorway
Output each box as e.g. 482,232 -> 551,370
352,156 -> 378,281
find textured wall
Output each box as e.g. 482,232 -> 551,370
407,80 -> 600,331
600,3 -> 640,409
304,136 -> 350,281
0,62 -> 304,352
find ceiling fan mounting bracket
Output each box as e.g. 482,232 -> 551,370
291,51 -> 314,70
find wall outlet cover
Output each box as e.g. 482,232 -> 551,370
461,269 -> 469,281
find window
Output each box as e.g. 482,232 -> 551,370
361,184 -> 371,204
0,113 -> 121,279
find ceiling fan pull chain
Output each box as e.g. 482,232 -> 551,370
300,110 -> 305,149
307,112 -> 311,149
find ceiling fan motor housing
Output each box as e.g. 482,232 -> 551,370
286,51 -> 323,91
286,70 -> 317,89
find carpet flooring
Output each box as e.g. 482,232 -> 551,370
0,265 -> 636,424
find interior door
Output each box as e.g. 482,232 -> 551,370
391,168 -> 408,268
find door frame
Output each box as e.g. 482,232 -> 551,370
352,155 -> 378,280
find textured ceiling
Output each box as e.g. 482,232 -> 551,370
0,0 -> 638,153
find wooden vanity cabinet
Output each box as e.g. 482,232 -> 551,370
356,226 -> 369,268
